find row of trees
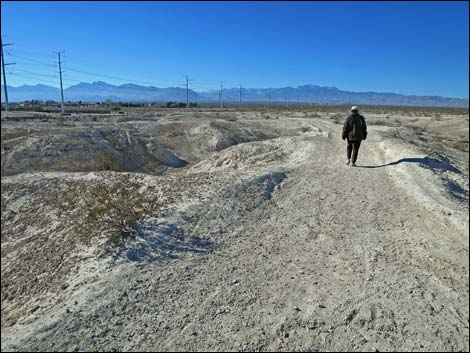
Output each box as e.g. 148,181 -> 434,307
165,102 -> 198,108
9,100 -> 199,108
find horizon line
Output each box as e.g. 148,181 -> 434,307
3,81 -> 469,100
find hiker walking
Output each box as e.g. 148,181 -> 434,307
342,106 -> 367,167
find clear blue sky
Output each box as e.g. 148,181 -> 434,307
1,1 -> 469,98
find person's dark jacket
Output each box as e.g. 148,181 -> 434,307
342,112 -> 367,141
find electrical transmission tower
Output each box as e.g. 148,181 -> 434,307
219,81 -> 223,110
1,38 -> 15,112
56,51 -> 65,113
239,85 -> 242,104
264,90 -> 270,109
185,75 -> 191,109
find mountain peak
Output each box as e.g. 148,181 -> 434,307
2,81 -> 468,107
92,81 -> 112,86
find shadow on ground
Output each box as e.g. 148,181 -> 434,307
112,221 -> 214,264
358,157 -> 461,174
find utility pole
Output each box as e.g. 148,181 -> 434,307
219,81 -> 223,110
239,85 -> 242,105
185,75 -> 191,109
265,90 -> 270,109
56,51 -> 65,114
1,39 -> 15,112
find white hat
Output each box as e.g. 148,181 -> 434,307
351,106 -> 359,112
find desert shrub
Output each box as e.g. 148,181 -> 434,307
453,140 -> 469,152
331,113 -> 343,124
50,174 -> 161,248
166,102 -> 189,108
368,120 -> 390,126
95,151 -> 122,171
58,115 -> 66,125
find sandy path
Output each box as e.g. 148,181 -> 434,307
2,120 -> 468,352
144,127 -> 468,351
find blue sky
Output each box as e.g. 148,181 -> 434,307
1,1 -> 469,98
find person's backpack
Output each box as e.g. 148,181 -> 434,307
351,114 -> 365,140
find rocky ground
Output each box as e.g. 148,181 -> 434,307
1,108 -> 469,351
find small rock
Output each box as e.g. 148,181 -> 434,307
30,305 -> 40,314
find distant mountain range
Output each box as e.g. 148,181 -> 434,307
1,81 -> 468,108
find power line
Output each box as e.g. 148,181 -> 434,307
1,39 -> 15,111
14,68 -> 57,78
6,47 -> 223,93
7,53 -> 56,68
11,54 -> 184,87
63,66 -> 184,87
10,72 -> 59,86
9,48 -> 56,59
61,74 -> 90,84
3,45 -> 260,104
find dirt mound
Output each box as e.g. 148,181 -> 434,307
1,115 -> 288,176
1,127 -> 190,175
189,132 -> 328,174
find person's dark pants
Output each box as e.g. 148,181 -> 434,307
347,139 -> 362,164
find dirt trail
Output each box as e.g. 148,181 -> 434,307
1,119 -> 468,352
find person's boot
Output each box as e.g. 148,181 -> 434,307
346,159 -> 351,166
352,162 -> 357,167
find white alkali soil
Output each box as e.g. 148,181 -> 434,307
1,110 -> 468,351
